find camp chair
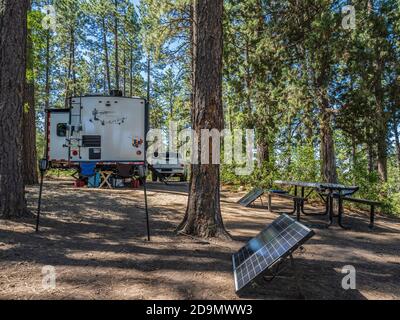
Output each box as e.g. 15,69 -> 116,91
80,162 -> 97,177
79,162 -> 100,188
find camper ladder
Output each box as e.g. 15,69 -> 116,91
70,96 -> 83,129
67,97 -> 84,160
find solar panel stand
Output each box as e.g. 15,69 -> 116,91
262,253 -> 296,281
262,256 -> 292,283
259,196 -> 264,207
261,254 -> 304,299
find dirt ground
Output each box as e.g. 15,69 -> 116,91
0,178 -> 399,300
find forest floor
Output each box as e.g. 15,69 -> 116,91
0,178 -> 399,300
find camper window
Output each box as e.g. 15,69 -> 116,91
57,123 -> 68,137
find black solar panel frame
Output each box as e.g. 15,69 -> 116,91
232,215 -> 315,293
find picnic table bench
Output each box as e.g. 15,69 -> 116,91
267,190 -> 306,222
337,196 -> 382,229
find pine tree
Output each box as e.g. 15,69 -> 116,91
178,0 -> 229,238
0,0 -> 30,218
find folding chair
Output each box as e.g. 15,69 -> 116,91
80,162 -> 100,188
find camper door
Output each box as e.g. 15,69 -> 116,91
48,110 -> 70,164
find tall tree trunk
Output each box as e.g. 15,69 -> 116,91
103,69 -> 107,93
304,49 -> 315,143
71,27 -> 76,96
376,129 -> 388,182
243,41 -> 253,129
102,18 -> 111,93
65,27 -> 74,107
44,29 -> 50,110
320,106 -> 338,183
123,46 -> 126,96
367,142 -> 375,176
178,0 -> 229,239
315,47 -> 337,183
351,135 -> 357,179
374,58 -> 388,182
257,134 -> 270,168
94,62 -> 98,92
189,3 -> 194,118
393,115 -> 400,169
254,0 -> 270,169
114,0 -> 119,90
146,52 -> 150,104
0,0 -> 30,217
130,43 -> 133,96
23,6 -> 38,186
287,120 -> 293,168
23,82 -> 38,185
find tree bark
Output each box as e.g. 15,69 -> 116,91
44,29 -> 50,110
393,116 -> 400,169
71,27 -> 76,96
376,131 -> 388,182
22,82 -> 38,185
315,48 -> 338,183
351,135 -> 357,184
320,105 -> 338,184
102,17 -> 111,93
114,0 -> 119,90
257,134 -> 269,169
146,52 -> 150,104
374,58 -> 388,182
254,0 -> 270,169
177,0 -> 229,239
22,2 -> 38,186
123,46 -> 126,96
367,142 -> 375,176
130,43 -> 133,96
65,27 -> 75,107
0,0 -> 30,217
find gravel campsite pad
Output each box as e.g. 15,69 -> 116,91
0,179 -> 399,300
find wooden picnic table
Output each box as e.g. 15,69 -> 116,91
274,180 -> 360,229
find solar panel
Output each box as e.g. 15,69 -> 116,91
232,215 -> 315,293
238,187 -> 265,207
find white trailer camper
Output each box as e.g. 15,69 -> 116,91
46,94 -> 148,168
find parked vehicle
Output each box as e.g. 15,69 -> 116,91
151,152 -> 187,182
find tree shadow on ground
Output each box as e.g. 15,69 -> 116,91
237,257 -> 369,300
